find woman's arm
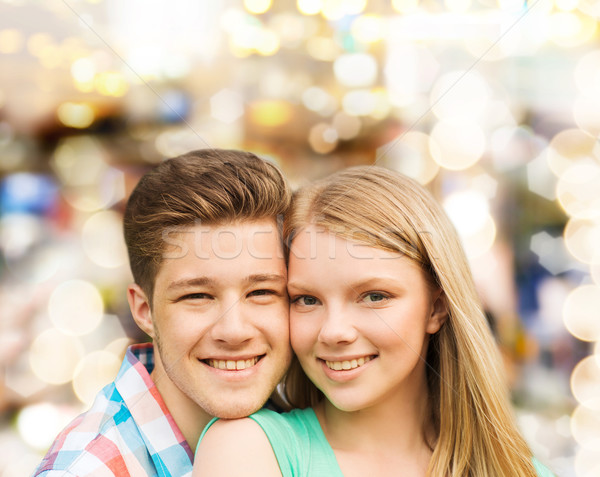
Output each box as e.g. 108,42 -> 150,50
193,418 -> 283,477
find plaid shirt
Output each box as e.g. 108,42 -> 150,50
33,343 -> 194,477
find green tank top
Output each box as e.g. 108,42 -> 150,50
199,407 -> 555,477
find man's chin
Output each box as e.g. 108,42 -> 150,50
205,399 -> 266,420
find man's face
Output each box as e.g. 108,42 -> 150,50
144,219 -> 291,419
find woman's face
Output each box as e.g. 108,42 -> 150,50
287,225 -> 446,413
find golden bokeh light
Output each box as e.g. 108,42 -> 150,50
546,128 -> 597,177
17,403 -> 80,452
27,32 -> 53,57
244,0 -> 273,14
306,36 -> 339,61
72,351 -> 122,405
592,258 -> 600,286
308,123 -> 338,154
443,190 -> 496,258
392,0 -> 419,14
563,285 -> 600,342
351,14 -> 385,43
57,102 -> 95,129
249,100 -> 293,127
578,0 -> 600,18
321,0 -> 366,20
574,92 -> 600,136
95,71 -> 129,97
444,0 -> 472,13
29,329 -> 84,385
430,70 -> 490,120
575,447 -> 600,477
574,50 -> 600,94
571,355 -> 600,410
48,280 -> 104,336
332,111 -> 361,140
342,89 -> 376,116
429,119 -> 485,170
550,12 -> 597,48
556,160 -> 600,219
334,53 -> 378,88
297,0 -> 323,15
555,0 -> 579,11
0,28 -> 24,54
571,404 -> 600,449
82,211 -> 128,268
376,131 -> 440,185
564,217 -> 600,264
443,190 -> 490,235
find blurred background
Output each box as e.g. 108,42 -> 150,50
0,0 -> 599,475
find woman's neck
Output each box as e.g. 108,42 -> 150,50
315,386 -> 434,477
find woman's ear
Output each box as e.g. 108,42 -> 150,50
427,289 -> 448,334
127,283 -> 154,338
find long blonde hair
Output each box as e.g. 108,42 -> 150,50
282,166 -> 538,477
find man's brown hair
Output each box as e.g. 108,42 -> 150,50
123,148 -> 291,302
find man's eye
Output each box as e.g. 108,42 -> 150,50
292,295 -> 319,306
248,289 -> 275,297
181,293 -> 211,300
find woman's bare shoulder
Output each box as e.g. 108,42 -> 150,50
193,418 -> 282,477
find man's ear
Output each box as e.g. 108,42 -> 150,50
127,284 -> 154,338
427,289 -> 448,335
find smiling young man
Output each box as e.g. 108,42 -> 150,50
33,149 -> 292,477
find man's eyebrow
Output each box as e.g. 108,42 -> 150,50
166,277 -> 215,291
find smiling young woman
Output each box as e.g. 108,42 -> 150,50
194,166 -> 555,477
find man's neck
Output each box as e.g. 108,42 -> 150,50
150,367 -> 213,451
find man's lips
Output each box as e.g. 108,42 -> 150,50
201,355 -> 265,370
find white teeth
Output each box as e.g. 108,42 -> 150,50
207,357 -> 259,370
325,355 -> 373,371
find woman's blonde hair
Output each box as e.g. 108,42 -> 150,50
282,166 -> 537,477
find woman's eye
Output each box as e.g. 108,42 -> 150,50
363,292 -> 387,303
292,295 -> 319,306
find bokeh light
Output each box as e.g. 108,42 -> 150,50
376,131 -> 440,184
571,355 -> 600,410
29,329 -> 85,385
546,128 -> 597,177
575,447 -> 600,477
444,190 -> 496,258
82,211 -> 129,268
308,123 -> 338,154
332,111 -> 361,140
563,217 -> 600,265
430,70 -> 490,120
48,280 -> 104,336
556,160 -> 600,219
16,403 -> 79,452
333,53 -> 378,88
563,285 -> 600,342
72,351 -> 122,405
244,0 -> 272,14
571,404 -> 600,449
297,0 -> 322,15
57,102 -> 95,129
429,119 -> 485,170
248,100 -> 293,127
